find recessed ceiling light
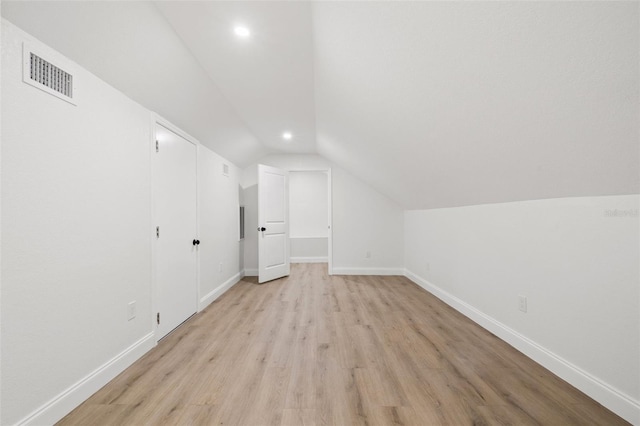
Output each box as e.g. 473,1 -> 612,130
282,132 -> 293,141
234,26 -> 251,38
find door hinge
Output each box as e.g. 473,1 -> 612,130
156,226 -> 160,238
155,140 -> 159,153
157,312 -> 160,325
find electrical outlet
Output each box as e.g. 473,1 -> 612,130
219,262 -> 223,272
425,262 -> 430,272
518,295 -> 527,313
128,301 -> 136,320
365,251 -> 371,259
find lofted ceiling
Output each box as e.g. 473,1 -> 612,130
155,1 -> 317,155
2,1 -> 638,209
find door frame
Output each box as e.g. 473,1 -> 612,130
287,168 -> 333,275
150,113 -> 201,343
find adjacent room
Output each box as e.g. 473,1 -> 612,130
1,1 -> 638,425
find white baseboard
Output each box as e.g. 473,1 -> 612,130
290,256 -> 327,263
198,272 -> 243,311
245,266 -> 403,276
17,332 -> 155,426
332,267 -> 404,276
244,268 -> 258,277
404,269 -> 640,425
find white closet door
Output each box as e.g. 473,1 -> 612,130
155,124 -> 198,339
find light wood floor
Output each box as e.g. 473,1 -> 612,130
58,263 -> 628,426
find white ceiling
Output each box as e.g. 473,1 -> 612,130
3,1 -> 638,209
1,1 -> 270,166
313,2 -> 639,208
156,1 -> 317,155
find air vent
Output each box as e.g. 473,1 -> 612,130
222,163 -> 230,176
239,206 -> 245,240
29,53 -> 73,98
23,42 -> 77,105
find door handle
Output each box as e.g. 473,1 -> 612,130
258,227 -> 266,232
192,239 -> 200,246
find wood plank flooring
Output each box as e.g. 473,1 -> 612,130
58,263 -> 628,425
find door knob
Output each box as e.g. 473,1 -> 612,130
258,227 -> 266,232
193,239 -> 201,246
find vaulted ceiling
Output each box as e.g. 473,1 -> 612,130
3,1 -> 638,209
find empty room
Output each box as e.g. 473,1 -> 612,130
1,1 -> 638,425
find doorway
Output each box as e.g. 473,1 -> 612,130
288,170 -> 332,274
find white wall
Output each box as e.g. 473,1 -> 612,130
290,171 -> 328,238
242,185 -> 259,275
197,147 -> 242,309
1,17 -> 5,426
242,154 -> 404,275
404,194 -> 640,423
1,21 -> 244,425
1,21 -> 153,425
331,166 -> 404,274
290,238 -> 328,262
289,171 -> 328,262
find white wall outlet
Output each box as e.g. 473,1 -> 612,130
219,262 -> 223,272
127,301 -> 136,320
425,262 -> 430,272
365,251 -> 371,259
518,295 -> 527,313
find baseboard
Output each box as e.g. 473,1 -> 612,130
244,266 -> 403,276
17,332 -> 155,426
244,268 -> 258,277
332,267 -> 404,276
290,256 -> 327,263
198,272 -> 243,311
404,269 -> 640,425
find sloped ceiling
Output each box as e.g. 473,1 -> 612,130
155,1 -> 317,155
3,1 -> 638,209
1,1 -> 270,166
313,2 -> 639,209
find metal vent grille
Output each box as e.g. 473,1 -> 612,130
29,52 -> 73,98
239,206 -> 245,240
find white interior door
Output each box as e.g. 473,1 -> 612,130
258,164 -> 290,283
155,123 -> 198,339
